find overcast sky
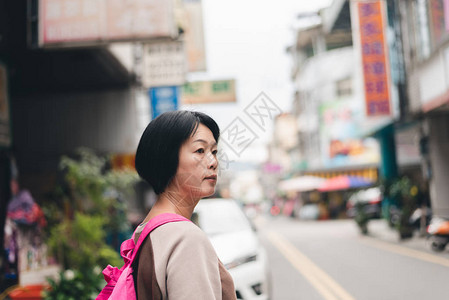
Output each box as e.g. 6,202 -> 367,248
181,0 -> 333,162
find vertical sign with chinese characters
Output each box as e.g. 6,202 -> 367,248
182,0 -> 206,72
358,1 -> 391,117
430,0 -> 445,45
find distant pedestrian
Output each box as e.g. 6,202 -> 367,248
133,110 -> 236,299
3,178 -> 46,285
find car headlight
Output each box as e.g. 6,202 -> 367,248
225,254 -> 257,269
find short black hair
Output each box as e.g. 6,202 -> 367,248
135,110 -> 220,195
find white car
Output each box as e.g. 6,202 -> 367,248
193,198 -> 271,300
346,187 -> 382,218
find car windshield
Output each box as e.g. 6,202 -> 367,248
193,200 -> 253,236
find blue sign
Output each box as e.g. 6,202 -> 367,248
149,86 -> 179,119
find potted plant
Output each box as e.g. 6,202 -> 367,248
354,200 -> 370,235
388,176 -> 418,240
42,148 -> 139,299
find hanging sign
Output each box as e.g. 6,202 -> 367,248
358,1 -> 392,117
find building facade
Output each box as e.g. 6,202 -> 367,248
287,0 -> 449,219
398,0 -> 449,217
0,0 -> 201,287
288,7 -> 380,183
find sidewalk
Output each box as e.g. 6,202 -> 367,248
367,219 -> 449,257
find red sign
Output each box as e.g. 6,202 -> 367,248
39,0 -> 176,47
430,0 -> 446,45
358,1 -> 391,117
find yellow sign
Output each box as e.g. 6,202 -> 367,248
111,153 -> 135,170
181,79 -> 236,104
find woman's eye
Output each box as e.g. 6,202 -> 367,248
212,150 -> 218,155
196,148 -> 205,154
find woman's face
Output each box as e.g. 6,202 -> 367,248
168,123 -> 218,205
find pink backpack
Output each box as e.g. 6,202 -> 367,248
96,213 -> 190,300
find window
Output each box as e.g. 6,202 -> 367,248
336,77 -> 352,98
413,0 -> 431,60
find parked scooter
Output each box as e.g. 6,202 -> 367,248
427,217 -> 449,252
409,207 -> 431,231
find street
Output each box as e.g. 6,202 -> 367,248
255,216 -> 449,300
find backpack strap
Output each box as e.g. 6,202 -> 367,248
129,213 -> 191,262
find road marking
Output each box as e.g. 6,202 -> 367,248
266,231 -> 356,300
361,237 -> 449,268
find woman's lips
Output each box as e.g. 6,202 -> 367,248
204,175 -> 217,181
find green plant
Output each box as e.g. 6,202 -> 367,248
59,148 -> 138,214
43,148 -> 138,294
354,201 -> 369,235
59,148 -> 108,213
43,267 -> 105,300
47,212 -> 122,271
58,148 -> 138,237
383,176 -> 419,239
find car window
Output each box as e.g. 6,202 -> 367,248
193,201 -> 253,235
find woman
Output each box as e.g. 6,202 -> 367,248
133,110 -> 236,299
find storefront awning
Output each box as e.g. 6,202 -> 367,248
303,166 -> 378,182
318,175 -> 374,192
278,176 -> 326,192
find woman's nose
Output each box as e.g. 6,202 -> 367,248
207,152 -> 218,169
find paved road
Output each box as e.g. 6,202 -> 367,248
255,216 -> 449,300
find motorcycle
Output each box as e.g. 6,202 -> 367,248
427,217 -> 449,252
409,207 -> 431,231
